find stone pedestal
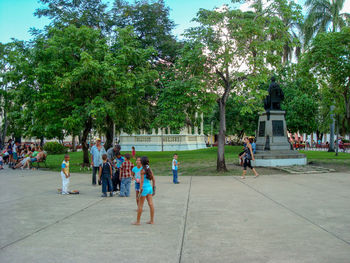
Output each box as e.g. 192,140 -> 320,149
254,110 -> 306,167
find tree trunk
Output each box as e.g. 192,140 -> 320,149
283,44 -> 289,64
40,137 -> 44,147
217,99 -> 227,172
72,135 -> 76,152
1,103 -> 8,149
81,117 -> 92,166
104,115 -> 114,150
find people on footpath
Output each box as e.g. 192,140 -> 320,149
99,154 -> 114,197
241,137 -> 259,179
132,157 -> 143,207
172,153 -> 180,184
107,144 -> 121,193
90,138 -> 106,186
119,153 -> 134,197
113,152 -> 125,193
61,154 -> 70,195
133,156 -> 155,225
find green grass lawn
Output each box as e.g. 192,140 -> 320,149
44,147 -> 350,176
299,150 -> 350,171
46,146 -> 242,175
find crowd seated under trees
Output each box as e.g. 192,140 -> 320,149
1,141 -> 47,170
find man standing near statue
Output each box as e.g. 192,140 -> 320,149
90,138 -> 106,185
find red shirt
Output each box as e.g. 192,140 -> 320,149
120,160 -> 134,178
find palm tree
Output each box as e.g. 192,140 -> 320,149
304,0 -> 350,45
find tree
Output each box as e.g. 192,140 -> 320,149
305,27 -> 350,130
276,64 -> 319,134
154,42 -> 216,131
208,94 -> 260,142
111,0 -> 180,62
304,0 -> 350,45
35,0 -> 112,33
248,0 -> 304,63
185,4 -> 296,171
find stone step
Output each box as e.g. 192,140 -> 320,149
255,150 -> 305,160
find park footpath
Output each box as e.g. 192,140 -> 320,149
1,168 -> 350,263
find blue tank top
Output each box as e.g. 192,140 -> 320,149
143,165 -> 152,189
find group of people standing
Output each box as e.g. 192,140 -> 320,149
86,138 -> 156,224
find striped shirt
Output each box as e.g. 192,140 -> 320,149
120,160 -> 134,178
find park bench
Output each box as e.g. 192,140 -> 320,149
34,153 -> 48,169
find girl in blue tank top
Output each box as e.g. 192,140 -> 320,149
132,156 -> 156,225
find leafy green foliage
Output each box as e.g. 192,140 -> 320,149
154,42 -> 216,130
44,141 -> 68,154
111,0 -> 180,62
182,2 -> 302,171
304,0 -> 349,45
35,0 -> 112,33
278,64 -> 319,134
305,27 -> 350,131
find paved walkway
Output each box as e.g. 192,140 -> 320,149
0,169 -> 350,263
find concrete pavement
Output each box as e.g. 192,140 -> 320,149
0,168 -> 350,263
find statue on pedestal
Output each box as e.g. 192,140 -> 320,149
264,76 -> 284,111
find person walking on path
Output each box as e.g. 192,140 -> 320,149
119,153 -> 134,197
98,154 -> 113,197
172,153 -> 180,184
241,137 -> 259,179
90,138 -> 106,185
61,154 -> 70,195
133,156 -> 155,225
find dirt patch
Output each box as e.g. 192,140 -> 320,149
308,160 -> 350,173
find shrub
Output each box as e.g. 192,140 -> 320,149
44,142 -> 68,154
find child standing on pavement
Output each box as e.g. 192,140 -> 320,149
99,154 -> 114,197
133,156 -> 156,225
61,154 -> 70,195
119,153 -> 134,197
113,153 -> 125,192
132,157 -> 143,206
172,153 -> 180,184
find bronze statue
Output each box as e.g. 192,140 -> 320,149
264,76 -> 284,111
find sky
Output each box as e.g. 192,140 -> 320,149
1,0 -> 350,44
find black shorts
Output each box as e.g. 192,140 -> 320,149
243,158 -> 253,170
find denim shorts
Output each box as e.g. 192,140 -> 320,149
135,182 -> 140,191
140,187 -> 153,197
30,158 -> 37,163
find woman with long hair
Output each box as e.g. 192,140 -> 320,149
241,137 -> 259,179
133,156 -> 156,225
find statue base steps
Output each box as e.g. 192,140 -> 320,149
253,150 -> 307,167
